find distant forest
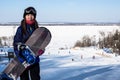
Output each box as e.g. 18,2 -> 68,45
0,22 -> 120,26
0,36 -> 13,47
74,29 -> 120,54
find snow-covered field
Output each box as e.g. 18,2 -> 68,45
1,47 -> 120,80
40,47 -> 120,80
0,25 -> 120,80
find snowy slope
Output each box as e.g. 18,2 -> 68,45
40,47 -> 120,80
0,47 -> 120,80
0,25 -> 120,80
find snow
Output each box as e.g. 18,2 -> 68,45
45,25 -> 119,49
40,47 -> 120,80
0,26 -> 17,37
0,25 -> 120,80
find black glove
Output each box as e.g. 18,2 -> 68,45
17,43 -> 26,51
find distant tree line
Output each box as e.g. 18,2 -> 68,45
0,36 -> 13,46
74,29 -> 120,54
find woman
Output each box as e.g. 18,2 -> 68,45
13,7 -> 43,80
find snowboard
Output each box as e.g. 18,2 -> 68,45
0,27 -> 52,80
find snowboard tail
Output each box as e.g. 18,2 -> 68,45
3,57 -> 25,79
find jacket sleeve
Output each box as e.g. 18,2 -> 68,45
13,26 -> 23,56
13,26 -> 25,63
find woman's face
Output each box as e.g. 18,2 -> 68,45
25,14 -> 34,21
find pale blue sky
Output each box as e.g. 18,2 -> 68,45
0,0 -> 120,23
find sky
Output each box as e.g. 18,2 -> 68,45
0,0 -> 120,23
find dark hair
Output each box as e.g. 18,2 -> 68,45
20,19 -> 39,35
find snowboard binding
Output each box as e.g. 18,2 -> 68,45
18,44 -> 36,65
